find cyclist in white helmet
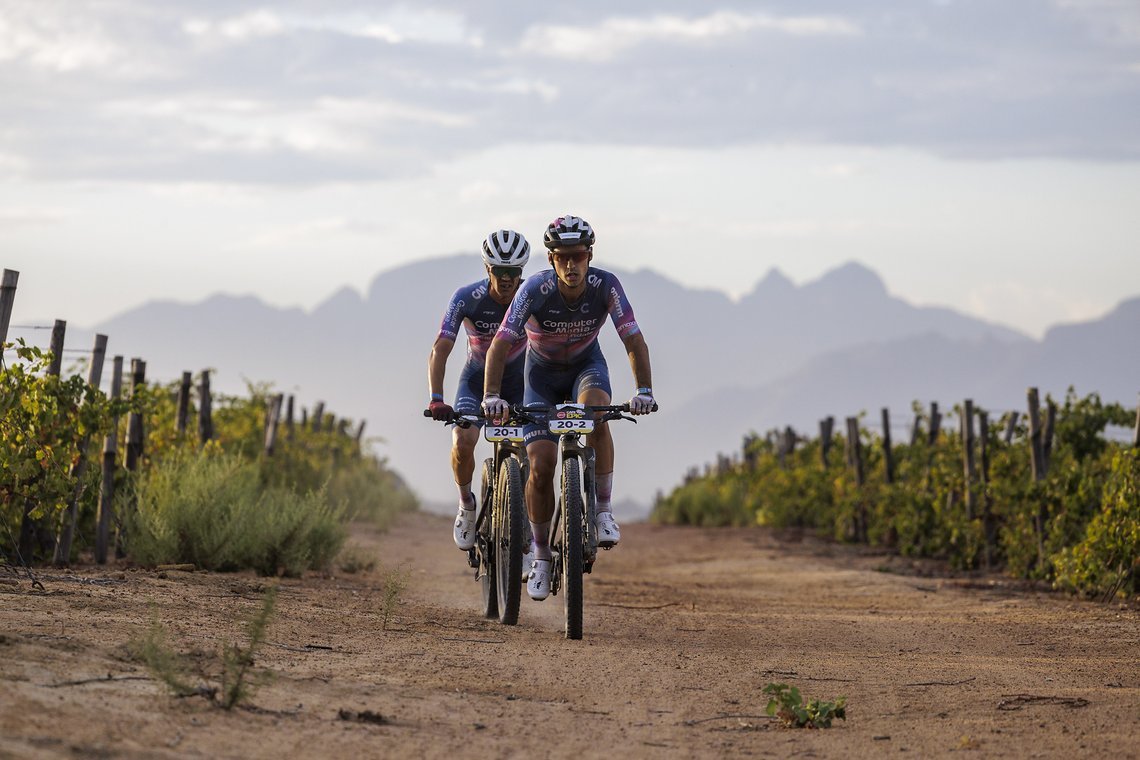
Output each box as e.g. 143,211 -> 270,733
428,230 -> 532,552
483,215 -> 655,601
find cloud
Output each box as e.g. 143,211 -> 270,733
2,1 -> 1139,184
519,11 -> 861,61
0,6 -> 121,71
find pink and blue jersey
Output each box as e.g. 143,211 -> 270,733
438,279 -> 527,368
495,268 -> 640,366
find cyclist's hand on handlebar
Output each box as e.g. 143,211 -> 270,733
482,393 -> 510,423
428,400 -> 454,421
629,391 -> 655,415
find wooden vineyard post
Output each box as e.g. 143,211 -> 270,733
819,416 -> 834,468
1027,387 -> 1047,567
1003,411 -> 1019,444
845,416 -> 867,543
978,411 -> 995,570
1134,393 -> 1140,448
909,414 -> 922,447
125,359 -> 146,472
176,371 -> 192,435
285,395 -> 295,441
961,399 -> 977,521
1042,400 -> 1057,472
47,319 -> 66,376
55,333 -> 108,565
778,426 -> 795,469
198,370 -> 213,444
96,356 -> 124,564
264,393 -> 284,456
311,401 -> 325,433
0,269 -> 18,352
1027,388 -> 1046,481
354,420 -> 366,456
882,408 -> 894,485
928,402 -> 942,446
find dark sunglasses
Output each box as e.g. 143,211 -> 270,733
490,265 -> 523,279
551,251 -> 590,264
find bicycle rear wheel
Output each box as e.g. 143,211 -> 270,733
478,457 -> 497,619
561,457 -> 584,640
494,456 -> 525,625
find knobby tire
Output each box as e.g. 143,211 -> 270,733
561,457 -> 584,640
479,457 -> 497,619
495,456 -> 525,625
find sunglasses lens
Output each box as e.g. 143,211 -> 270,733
554,252 -> 588,264
492,266 -> 521,278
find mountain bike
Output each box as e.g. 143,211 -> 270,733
512,402 -> 655,640
423,409 -> 529,625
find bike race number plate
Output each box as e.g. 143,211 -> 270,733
484,425 -> 525,443
548,404 -> 595,435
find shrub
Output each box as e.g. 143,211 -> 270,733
1053,449 -> 1140,599
127,449 -> 345,576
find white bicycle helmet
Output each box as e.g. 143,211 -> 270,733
543,215 -> 595,250
482,229 -> 530,268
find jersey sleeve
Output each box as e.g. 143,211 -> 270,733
437,286 -> 467,341
495,278 -> 539,344
605,273 -> 641,338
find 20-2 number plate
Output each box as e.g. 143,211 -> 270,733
548,404 -> 594,435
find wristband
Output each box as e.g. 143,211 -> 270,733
637,387 -> 653,396
430,393 -> 444,402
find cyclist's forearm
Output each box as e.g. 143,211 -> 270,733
483,338 -> 510,396
428,337 -> 453,397
624,333 -> 653,390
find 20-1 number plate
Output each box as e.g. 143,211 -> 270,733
548,404 -> 595,435
484,425 -> 525,443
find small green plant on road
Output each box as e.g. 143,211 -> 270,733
138,585 -> 278,710
763,682 -> 847,728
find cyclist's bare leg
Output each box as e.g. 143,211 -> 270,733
526,439 -> 557,561
526,439 -> 557,523
580,387 -> 614,475
452,424 -> 479,505
580,387 -> 620,545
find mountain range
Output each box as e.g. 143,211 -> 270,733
13,257 -> 1138,518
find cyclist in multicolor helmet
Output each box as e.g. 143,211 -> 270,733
428,230 -> 532,553
483,215 -> 655,601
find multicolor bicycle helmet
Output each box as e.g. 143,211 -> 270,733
481,229 -> 531,268
543,215 -> 595,250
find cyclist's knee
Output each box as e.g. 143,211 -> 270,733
453,426 -> 478,453
527,444 -> 557,480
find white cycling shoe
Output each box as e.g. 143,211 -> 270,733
527,559 -> 552,601
596,512 -> 621,548
453,503 -> 477,551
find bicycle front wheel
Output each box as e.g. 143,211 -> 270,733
561,457 -> 584,640
479,457 -> 498,620
494,456 -> 525,625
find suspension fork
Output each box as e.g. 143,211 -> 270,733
584,445 -> 598,561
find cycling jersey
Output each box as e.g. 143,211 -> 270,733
495,268 -> 640,366
439,279 -> 527,368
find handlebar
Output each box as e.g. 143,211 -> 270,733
423,402 -> 658,427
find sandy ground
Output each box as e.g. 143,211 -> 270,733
2,511 -> 1138,759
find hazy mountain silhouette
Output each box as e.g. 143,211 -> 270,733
18,257 -> 1135,518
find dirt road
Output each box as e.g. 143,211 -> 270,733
2,512 -> 1138,758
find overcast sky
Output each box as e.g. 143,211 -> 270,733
2,0 -> 1139,340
